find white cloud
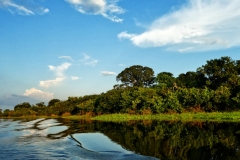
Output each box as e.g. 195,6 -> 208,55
59,56 -> 74,61
39,78 -> 65,88
49,63 -> 71,77
118,64 -> 126,67
71,76 -> 81,80
0,0 -> 49,15
85,60 -> 98,66
40,8 -> 49,15
81,54 -> 98,66
118,31 -> 136,40
118,0 -> 240,51
65,0 -> 125,23
1,0 -> 34,15
178,47 -> 194,53
23,88 -> 54,100
101,71 -> 117,76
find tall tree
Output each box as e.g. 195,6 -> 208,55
155,72 -> 175,88
116,65 -> 155,87
176,71 -> 206,88
198,56 -> 240,90
48,99 -> 60,107
14,102 -> 31,111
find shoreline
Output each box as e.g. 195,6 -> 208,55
2,111 -> 240,122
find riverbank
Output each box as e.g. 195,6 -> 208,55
90,112 -> 240,122
2,111 -> 240,122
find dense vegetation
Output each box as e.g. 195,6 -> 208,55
1,56 -> 240,117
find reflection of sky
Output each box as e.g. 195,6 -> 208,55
37,119 -> 62,129
20,119 -> 68,137
0,119 -> 158,160
73,133 -> 133,154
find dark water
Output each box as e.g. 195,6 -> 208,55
1,119 -> 240,160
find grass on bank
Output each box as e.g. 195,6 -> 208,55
2,112 -> 240,122
90,111 -> 240,122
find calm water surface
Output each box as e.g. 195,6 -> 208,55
0,118 -> 240,160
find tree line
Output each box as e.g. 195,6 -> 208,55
1,56 -> 240,117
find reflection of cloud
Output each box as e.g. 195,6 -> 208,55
71,76 -> 81,81
118,0 -> 240,51
49,63 -> 71,77
65,0 -> 125,22
0,0 -> 49,15
39,78 -> 65,88
81,54 -> 98,66
101,71 -> 117,76
23,88 -> 54,100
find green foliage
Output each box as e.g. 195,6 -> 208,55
48,99 -> 60,107
162,90 -> 182,113
198,56 -> 240,90
176,87 -> 214,111
116,65 -> 155,87
2,109 -> 11,117
155,72 -> 175,88
12,108 -> 37,117
95,89 -> 125,113
14,102 -> 31,111
176,71 -> 206,88
213,85 -> 231,110
5,56 -> 240,117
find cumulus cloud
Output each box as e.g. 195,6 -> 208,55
118,0 -> 240,52
23,88 -> 54,100
0,0 -> 49,15
39,77 -> 65,88
101,71 -> 117,76
59,56 -> 74,61
65,0 -> 125,22
81,54 -> 98,66
49,63 -> 71,77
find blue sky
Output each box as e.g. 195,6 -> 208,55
1,0 -> 240,110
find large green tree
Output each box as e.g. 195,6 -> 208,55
176,71 -> 206,88
198,56 -> 240,90
48,99 -> 60,107
155,72 -> 175,88
14,102 -> 31,111
116,65 -> 155,87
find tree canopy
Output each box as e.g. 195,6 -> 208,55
176,71 -> 206,88
48,99 -> 60,107
155,72 -> 175,88
198,56 -> 240,90
116,65 -> 155,87
14,102 -> 31,111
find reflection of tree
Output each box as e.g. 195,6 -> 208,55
95,121 -> 240,160
19,118 -> 240,159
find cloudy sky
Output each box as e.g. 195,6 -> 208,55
1,0 -> 240,110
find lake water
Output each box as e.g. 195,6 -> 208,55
0,118 -> 240,160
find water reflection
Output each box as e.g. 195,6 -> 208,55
1,118 -> 240,159
0,118 -> 157,160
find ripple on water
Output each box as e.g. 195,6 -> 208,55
0,119 -> 158,160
